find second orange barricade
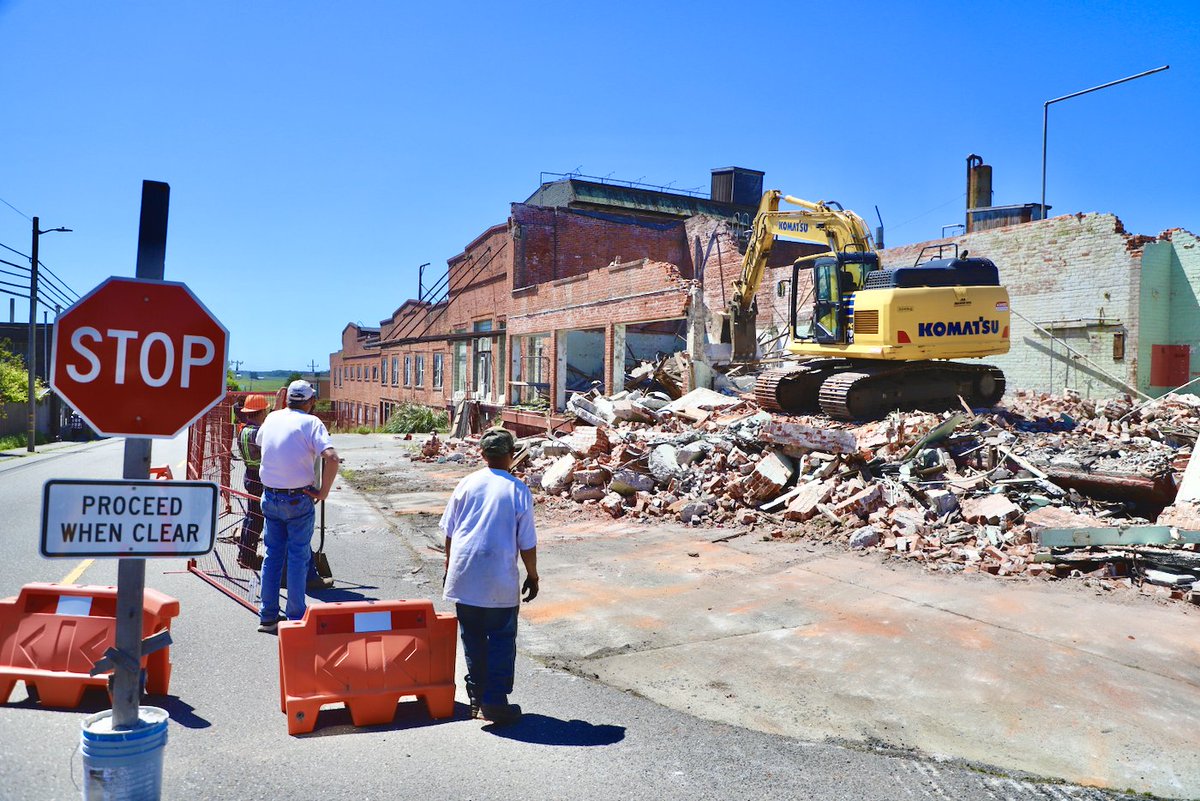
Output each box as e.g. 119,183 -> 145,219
277,599 -> 457,735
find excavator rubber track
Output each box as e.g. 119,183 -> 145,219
756,360 -> 1005,420
754,360 -> 844,414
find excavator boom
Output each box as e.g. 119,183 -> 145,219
728,193 -> 873,361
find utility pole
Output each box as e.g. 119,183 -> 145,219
27,217 -> 40,453
308,359 -> 319,377
27,217 -> 71,452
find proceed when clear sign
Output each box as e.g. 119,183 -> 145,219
41,479 -> 218,558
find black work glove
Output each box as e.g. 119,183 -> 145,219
522,575 -> 539,603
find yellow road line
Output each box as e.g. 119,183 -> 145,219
60,559 -> 94,585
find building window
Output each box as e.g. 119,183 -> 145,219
475,321 -> 493,400
433,353 -> 444,389
380,358 -> 386,385
372,365 -> 379,382
1113,331 -> 1125,361
391,356 -> 399,385
404,355 -> 412,386
415,355 -> 425,387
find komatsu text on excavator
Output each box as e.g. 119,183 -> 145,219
728,191 -> 1010,420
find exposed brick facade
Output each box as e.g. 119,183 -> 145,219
333,198 -> 1200,421
879,213 -> 1200,399
511,204 -> 690,288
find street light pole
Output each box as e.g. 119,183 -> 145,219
1041,65 -> 1169,221
27,217 -> 39,452
26,217 -> 72,453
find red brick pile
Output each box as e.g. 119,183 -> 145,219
420,386 -> 1200,600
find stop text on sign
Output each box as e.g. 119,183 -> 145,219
40,479 -> 218,559
64,328 -> 215,388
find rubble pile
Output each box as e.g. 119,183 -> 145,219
418,385 -> 1200,602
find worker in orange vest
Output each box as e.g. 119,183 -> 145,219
234,395 -> 270,569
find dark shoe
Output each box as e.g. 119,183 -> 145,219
257,619 -> 278,634
480,703 -> 522,725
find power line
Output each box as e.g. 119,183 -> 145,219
0,241 -> 30,260
37,262 -> 79,301
0,241 -> 81,304
0,196 -> 31,221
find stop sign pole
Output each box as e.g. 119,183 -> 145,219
112,180 -> 170,730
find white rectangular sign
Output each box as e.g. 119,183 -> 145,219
41,479 -> 218,558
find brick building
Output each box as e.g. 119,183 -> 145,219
333,164 -> 1200,426
330,168 -> 819,428
330,323 -> 380,427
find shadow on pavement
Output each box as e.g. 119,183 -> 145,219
158,695 -> 212,729
483,713 -> 626,746
308,583 -> 379,603
295,700 -> 472,738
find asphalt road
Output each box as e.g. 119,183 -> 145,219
0,438 -> 1143,800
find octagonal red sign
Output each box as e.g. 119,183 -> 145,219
51,277 -> 229,438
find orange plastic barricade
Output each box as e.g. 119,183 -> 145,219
277,600 -> 457,735
149,465 -> 174,480
0,583 -> 180,708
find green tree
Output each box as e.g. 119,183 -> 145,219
0,339 -> 42,417
286,371 -> 302,383
226,369 -> 241,392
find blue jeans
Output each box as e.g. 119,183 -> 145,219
456,604 -> 519,706
260,490 -> 315,623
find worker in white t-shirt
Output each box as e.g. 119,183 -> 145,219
441,427 -> 538,725
254,380 -> 339,633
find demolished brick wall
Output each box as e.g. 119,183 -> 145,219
879,213 -> 1143,398
511,203 -> 690,288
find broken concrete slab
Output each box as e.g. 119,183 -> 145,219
649,444 -> 681,483
849,524 -> 882,549
610,468 -> 655,496
1037,525 -> 1200,548
959,494 -> 1021,526
541,454 -> 578,495
571,484 -> 607,503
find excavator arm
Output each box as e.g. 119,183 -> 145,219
728,192 -> 873,361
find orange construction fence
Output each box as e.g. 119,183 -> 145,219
277,599 -> 457,735
0,583 -> 179,708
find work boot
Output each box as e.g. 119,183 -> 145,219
480,703 -> 522,725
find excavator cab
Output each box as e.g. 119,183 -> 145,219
799,251 -> 879,344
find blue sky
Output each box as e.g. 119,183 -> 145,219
1,1 -> 1195,370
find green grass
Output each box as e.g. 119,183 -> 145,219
0,432 -> 51,451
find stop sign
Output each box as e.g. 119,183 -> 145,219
51,277 -> 229,438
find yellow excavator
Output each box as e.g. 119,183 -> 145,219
729,190 -> 1010,420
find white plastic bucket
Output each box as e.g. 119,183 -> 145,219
80,706 -> 169,801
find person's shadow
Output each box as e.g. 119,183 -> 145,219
482,713 -> 625,746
